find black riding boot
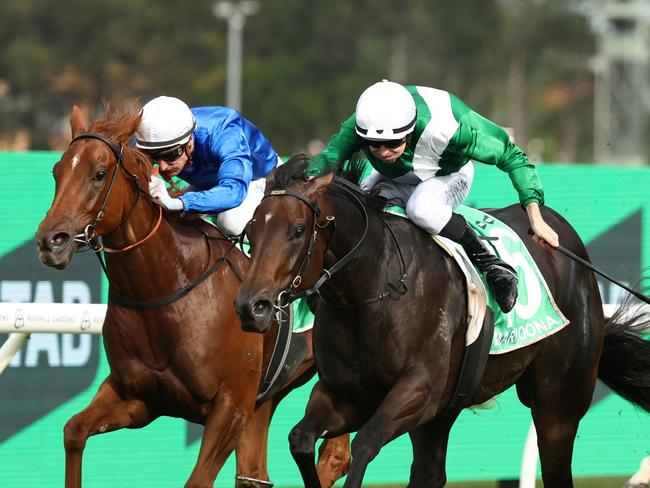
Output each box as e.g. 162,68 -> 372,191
439,213 -> 518,313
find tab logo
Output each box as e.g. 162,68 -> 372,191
0,240 -> 102,442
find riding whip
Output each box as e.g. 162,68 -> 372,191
527,229 -> 650,305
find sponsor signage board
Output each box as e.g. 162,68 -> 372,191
1,153 -> 649,486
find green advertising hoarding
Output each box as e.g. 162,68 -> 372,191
1,151 -> 649,487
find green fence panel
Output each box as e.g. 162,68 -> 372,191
1,152 -> 649,486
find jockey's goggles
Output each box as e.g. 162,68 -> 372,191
147,144 -> 185,164
363,137 -> 407,149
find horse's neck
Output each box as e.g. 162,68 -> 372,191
323,192 -> 451,307
323,195 -> 394,301
103,203 -> 218,289
102,195 -> 156,249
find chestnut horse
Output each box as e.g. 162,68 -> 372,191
35,107 -> 349,488
235,155 -> 650,488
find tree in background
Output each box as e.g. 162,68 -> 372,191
0,0 -> 595,163
0,0 -> 224,148
497,0 -> 594,163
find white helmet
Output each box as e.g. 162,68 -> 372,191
135,96 -> 196,150
355,80 -> 416,140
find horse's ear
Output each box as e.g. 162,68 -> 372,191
264,167 -> 278,192
114,111 -> 143,143
69,105 -> 86,138
306,172 -> 335,200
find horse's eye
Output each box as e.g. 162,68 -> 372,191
293,226 -> 305,239
95,170 -> 107,181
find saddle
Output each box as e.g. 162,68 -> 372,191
433,235 -> 494,413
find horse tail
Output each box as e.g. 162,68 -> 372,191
598,300 -> 650,411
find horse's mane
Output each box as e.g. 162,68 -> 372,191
87,102 -> 152,176
89,103 -> 141,143
271,153 -> 387,212
269,154 -> 312,190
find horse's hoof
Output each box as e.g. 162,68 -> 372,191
235,476 -> 274,488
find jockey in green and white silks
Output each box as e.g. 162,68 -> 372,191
307,80 -> 560,313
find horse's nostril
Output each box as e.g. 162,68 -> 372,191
50,232 -> 71,248
252,300 -> 271,317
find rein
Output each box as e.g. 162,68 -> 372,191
108,246 -> 239,310
101,206 -> 163,253
69,131 -> 240,311
263,178 -> 408,309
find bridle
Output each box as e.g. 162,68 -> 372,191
65,132 -> 238,311
261,178 -> 408,311
69,132 -> 162,254
262,188 -> 334,309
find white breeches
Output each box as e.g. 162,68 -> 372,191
216,177 -> 266,236
360,162 -> 475,234
216,156 -> 282,236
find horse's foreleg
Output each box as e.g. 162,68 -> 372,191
185,393 -> 252,488
234,400 -> 273,487
64,376 -> 154,488
289,381 -> 363,488
342,373 -> 430,488
316,433 -> 351,488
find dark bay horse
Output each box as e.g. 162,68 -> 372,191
235,155 -> 650,488
34,107 -> 350,488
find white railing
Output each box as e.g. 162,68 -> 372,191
0,302 -> 105,334
0,302 -> 104,374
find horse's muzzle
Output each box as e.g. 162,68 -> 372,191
235,293 -> 275,334
35,227 -> 75,269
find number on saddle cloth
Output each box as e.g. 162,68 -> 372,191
383,203 -> 568,354
453,205 -> 568,354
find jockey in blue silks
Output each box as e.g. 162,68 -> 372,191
136,96 -> 279,236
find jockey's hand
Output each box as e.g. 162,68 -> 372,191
149,176 -> 183,211
526,202 -> 559,249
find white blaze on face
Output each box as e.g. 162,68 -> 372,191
70,154 -> 80,170
264,210 -> 275,225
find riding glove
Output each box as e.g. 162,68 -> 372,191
149,176 -> 183,211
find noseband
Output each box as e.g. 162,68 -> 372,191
262,188 -> 330,308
